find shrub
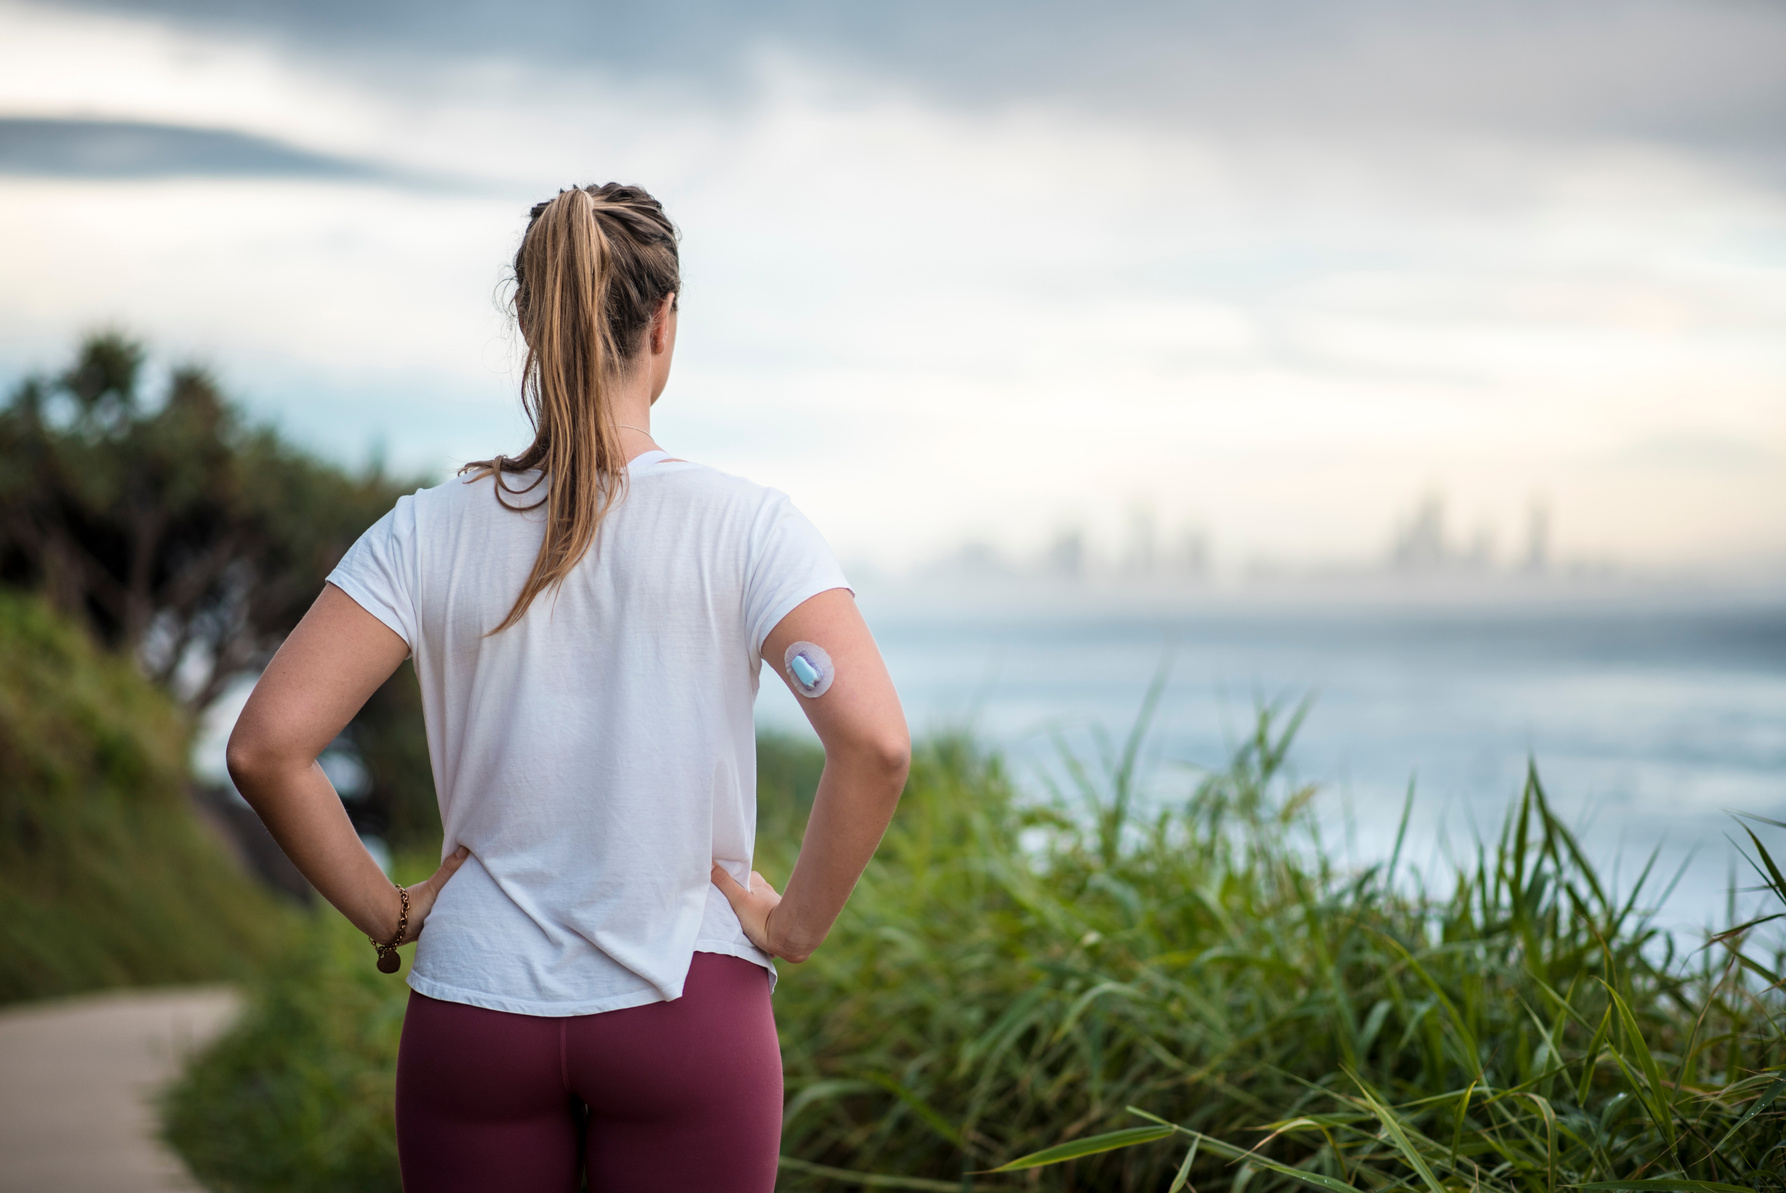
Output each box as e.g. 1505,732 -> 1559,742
161,907 -> 410,1193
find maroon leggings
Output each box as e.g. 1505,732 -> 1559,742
395,952 -> 782,1193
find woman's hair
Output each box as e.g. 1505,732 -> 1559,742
465,183 -> 680,633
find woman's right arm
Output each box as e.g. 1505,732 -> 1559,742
711,587 -> 909,962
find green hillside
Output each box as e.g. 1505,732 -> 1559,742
0,593 -> 286,1003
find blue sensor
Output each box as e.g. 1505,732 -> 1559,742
784,641 -> 835,697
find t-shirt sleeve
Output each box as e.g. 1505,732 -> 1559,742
743,490 -> 851,654
326,493 -> 421,655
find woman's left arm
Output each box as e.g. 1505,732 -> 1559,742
227,583 -> 467,946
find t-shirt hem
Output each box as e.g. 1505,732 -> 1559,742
693,939 -> 780,992
407,946 -> 775,1016
406,973 -> 677,1018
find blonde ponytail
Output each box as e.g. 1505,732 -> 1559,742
466,184 -> 680,633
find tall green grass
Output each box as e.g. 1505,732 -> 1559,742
769,705 -> 1786,1191
161,719 -> 1784,1191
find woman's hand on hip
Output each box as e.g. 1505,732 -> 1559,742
711,865 -> 810,963
400,845 -> 471,944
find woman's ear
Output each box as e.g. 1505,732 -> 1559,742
649,295 -> 677,355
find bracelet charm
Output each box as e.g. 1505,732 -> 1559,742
371,884 -> 410,973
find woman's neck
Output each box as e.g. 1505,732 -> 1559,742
606,368 -> 662,462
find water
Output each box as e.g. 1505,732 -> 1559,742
756,586 -> 1786,931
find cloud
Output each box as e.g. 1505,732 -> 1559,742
0,117 -> 387,179
1617,432 -> 1779,472
0,0 -> 1782,571
45,0 -> 1786,167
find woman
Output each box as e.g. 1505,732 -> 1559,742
227,183 -> 910,1193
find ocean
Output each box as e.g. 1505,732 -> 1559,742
755,583 -> 1786,931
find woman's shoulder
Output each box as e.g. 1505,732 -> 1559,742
431,467 -> 545,510
397,458 -> 793,524
635,454 -> 786,509
361,469 -> 548,545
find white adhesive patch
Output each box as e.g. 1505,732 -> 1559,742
784,641 -> 835,698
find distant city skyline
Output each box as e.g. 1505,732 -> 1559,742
901,486 -> 1635,591
1,0 -> 1783,574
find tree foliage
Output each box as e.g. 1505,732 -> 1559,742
0,332 -> 441,846
0,332 -> 406,707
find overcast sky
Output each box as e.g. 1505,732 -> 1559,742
2,0 -> 1783,574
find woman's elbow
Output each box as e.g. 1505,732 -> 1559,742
826,725 -> 910,795
869,730 -> 912,792
225,723 -> 287,805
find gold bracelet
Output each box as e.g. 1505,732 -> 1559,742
371,884 -> 410,974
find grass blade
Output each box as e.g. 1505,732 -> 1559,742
1144,1126 -> 1365,1193
866,1074 -> 967,1148
1167,1134 -> 1201,1193
1345,1071 -> 1447,1193
1596,980 -> 1679,1154
1739,825 -> 1786,904
1575,1182 -> 1757,1193
979,1125 -> 1175,1173
777,1156 -> 981,1191
1709,1068 -> 1786,1152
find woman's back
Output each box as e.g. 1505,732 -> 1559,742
330,450 -> 848,1015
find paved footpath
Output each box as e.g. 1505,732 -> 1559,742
0,987 -> 239,1193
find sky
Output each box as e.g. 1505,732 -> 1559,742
1,0 -> 1784,577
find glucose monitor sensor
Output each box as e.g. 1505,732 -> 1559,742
784,641 -> 835,698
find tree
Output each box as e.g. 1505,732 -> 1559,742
0,332 -> 440,846
0,333 -> 409,707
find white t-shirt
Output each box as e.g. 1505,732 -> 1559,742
326,450 -> 848,1017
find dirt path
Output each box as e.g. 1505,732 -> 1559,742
0,987 -> 238,1193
